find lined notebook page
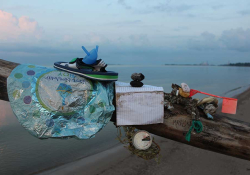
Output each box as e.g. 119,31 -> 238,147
115,82 -> 164,126
115,81 -> 164,93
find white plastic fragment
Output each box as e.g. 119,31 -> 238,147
181,83 -> 190,93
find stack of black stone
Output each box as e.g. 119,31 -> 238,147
130,73 -> 145,87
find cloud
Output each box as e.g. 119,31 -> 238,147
0,10 -> 43,41
188,31 -> 219,51
238,10 -> 250,16
84,32 -> 110,44
175,4 -> 193,12
107,3 -> 112,6
137,2 -> 194,15
211,4 -> 224,10
174,26 -> 189,32
153,3 -> 192,13
188,28 -> 250,52
201,31 -> 216,40
186,14 -> 196,18
0,10 -> 112,54
117,0 -> 131,10
129,34 -> 149,46
105,20 -> 142,27
152,3 -> 170,12
220,28 -> 250,52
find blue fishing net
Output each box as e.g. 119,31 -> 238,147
7,64 -> 115,139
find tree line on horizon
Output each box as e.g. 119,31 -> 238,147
220,62 -> 250,67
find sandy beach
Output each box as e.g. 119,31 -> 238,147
36,87 -> 250,175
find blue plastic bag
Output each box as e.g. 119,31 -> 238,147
7,64 -> 115,139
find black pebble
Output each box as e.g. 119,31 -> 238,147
130,81 -> 143,87
131,73 -> 145,81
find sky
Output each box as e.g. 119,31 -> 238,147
0,0 -> 250,65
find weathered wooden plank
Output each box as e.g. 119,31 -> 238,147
0,59 -> 19,101
135,104 -> 250,161
0,59 -> 250,161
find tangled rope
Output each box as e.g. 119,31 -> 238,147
117,126 -> 161,163
185,120 -> 203,142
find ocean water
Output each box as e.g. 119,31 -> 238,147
1,65 -> 250,175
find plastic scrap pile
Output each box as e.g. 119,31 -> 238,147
164,82 -> 237,141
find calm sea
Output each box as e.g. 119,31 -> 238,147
0,65 -> 250,175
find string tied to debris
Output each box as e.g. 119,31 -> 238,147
185,120 -> 203,142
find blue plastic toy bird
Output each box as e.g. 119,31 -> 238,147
82,45 -> 99,64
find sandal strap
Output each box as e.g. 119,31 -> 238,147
69,58 -> 78,64
96,59 -> 107,68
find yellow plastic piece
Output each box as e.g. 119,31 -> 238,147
179,88 -> 190,98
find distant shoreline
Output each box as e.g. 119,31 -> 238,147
164,64 -> 216,66
219,65 -> 250,67
164,62 -> 250,67
164,64 -> 250,67
109,64 -> 250,67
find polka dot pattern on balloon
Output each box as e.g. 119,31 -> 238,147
22,81 -> 30,88
28,65 -> 35,68
27,70 -> 35,76
23,96 -> 32,104
14,73 -> 23,79
46,119 -> 54,127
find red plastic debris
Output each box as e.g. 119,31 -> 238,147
189,89 -> 237,114
189,89 -> 200,97
222,98 -> 237,114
